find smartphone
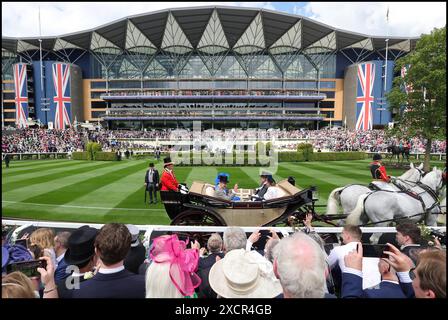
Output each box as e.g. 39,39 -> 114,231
15,239 -> 28,248
362,244 -> 389,258
6,259 -> 47,278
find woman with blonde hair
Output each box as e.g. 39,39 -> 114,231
2,271 -> 37,298
29,228 -> 57,267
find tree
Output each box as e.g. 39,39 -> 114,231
387,27 -> 446,171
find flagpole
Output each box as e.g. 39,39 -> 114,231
38,6 -> 48,126
382,6 -> 390,126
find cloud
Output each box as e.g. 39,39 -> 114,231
1,2 -> 275,37
294,2 -> 446,37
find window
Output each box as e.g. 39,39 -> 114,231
91,101 -> 107,109
91,81 -> 107,89
320,101 -> 335,108
321,91 -> 335,98
320,81 -> 336,89
91,111 -> 106,119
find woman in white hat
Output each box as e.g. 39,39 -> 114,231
208,248 -> 282,298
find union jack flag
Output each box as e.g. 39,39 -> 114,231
355,63 -> 375,131
52,63 -> 71,129
13,63 -> 29,128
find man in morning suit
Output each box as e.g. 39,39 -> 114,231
145,162 -> 160,204
57,225 -> 98,298
72,223 -> 145,298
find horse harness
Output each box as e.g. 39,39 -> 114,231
358,180 -> 443,227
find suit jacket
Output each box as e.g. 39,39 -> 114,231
196,252 -> 225,298
160,169 -> 178,191
342,272 -> 406,298
72,269 -> 145,298
54,257 -> 70,282
145,169 -> 160,186
57,275 -> 90,299
124,244 -> 146,274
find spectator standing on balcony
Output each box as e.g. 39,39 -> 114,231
160,157 -> 179,192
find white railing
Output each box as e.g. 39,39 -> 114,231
3,152 -> 69,160
365,151 -> 446,161
3,219 -> 445,247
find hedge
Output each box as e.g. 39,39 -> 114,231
174,152 -> 270,166
86,142 -> 102,160
72,152 -> 88,160
94,152 -> 118,161
279,151 -> 366,162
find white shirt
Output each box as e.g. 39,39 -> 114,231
98,265 -> 125,274
263,186 -> 280,200
56,251 -> 66,264
327,241 -> 358,271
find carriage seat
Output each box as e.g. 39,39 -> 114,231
276,179 -> 301,196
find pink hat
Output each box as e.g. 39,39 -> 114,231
150,234 -> 201,296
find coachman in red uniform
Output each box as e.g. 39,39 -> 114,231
160,157 -> 179,191
370,153 -> 390,182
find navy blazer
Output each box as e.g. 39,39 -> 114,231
57,275 -> 89,299
54,257 -> 70,282
342,272 -> 406,298
197,252 -> 225,298
72,269 -> 145,298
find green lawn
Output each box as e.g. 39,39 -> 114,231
2,158 -> 444,225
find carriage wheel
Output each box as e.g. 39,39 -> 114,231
170,209 -> 226,227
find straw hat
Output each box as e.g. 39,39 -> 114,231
208,249 -> 282,298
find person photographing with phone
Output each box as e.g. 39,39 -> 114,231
341,243 -> 406,298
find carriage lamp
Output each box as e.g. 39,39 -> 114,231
310,186 -> 319,201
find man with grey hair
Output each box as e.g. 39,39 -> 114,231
54,231 -> 71,282
274,232 -> 333,298
197,233 -> 225,298
223,227 -> 248,252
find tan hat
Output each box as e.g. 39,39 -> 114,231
208,248 -> 283,298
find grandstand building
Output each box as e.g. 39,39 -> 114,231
2,6 -> 417,130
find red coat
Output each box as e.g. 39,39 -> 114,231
370,161 -> 390,182
160,169 -> 179,191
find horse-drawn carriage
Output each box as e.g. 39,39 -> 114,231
160,179 -> 317,227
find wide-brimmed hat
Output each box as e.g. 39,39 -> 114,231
64,225 -> 98,266
373,153 -> 382,161
209,249 -> 283,298
163,157 -> 174,167
126,224 -> 140,248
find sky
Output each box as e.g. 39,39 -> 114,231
2,2 -> 446,38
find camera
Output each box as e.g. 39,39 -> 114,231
429,229 -> 446,245
6,259 -> 47,278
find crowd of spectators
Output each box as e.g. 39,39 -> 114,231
2,219 -> 445,299
2,127 -> 446,154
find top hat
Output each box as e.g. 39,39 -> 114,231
260,171 -> 273,177
64,225 -> 98,266
219,175 -> 229,183
163,157 -> 174,167
373,153 -> 382,161
149,163 -> 154,167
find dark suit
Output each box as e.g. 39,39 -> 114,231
341,272 -> 406,298
196,252 -> 225,298
57,275 -> 90,299
124,244 -> 146,274
145,169 -> 160,203
54,257 -> 70,282
72,269 -> 145,298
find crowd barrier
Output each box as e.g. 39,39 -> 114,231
3,152 -> 69,160
3,219 -> 445,248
